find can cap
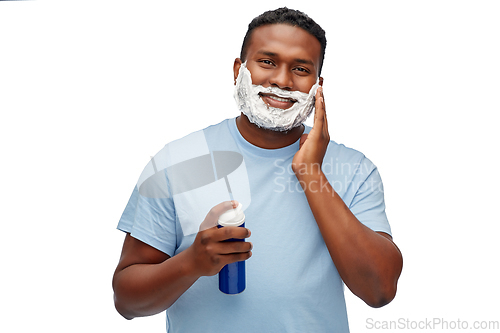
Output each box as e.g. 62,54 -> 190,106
218,202 -> 245,227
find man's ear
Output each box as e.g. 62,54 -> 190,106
319,77 -> 324,86
233,58 -> 243,85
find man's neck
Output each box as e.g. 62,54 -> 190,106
235,113 -> 304,149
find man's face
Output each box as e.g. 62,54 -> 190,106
234,24 -> 322,110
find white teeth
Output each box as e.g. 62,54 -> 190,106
268,95 -> 293,103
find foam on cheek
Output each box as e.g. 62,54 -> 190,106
234,62 -> 319,132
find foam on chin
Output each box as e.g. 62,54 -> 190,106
233,62 -> 319,132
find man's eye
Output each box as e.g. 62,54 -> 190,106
294,67 -> 311,75
260,60 -> 274,66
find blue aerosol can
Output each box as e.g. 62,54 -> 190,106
217,202 -> 246,294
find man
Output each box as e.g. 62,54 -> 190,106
113,7 -> 402,332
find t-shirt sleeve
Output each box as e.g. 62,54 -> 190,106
117,168 -> 177,257
348,157 -> 392,236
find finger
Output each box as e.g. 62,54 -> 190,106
314,87 -> 326,128
324,114 -> 328,135
199,200 -> 239,231
217,251 -> 253,269
221,250 -> 253,266
322,95 -> 328,131
314,87 -> 322,123
215,225 -> 251,242
219,240 -> 253,255
319,87 -> 326,114
321,90 -> 329,134
316,87 -> 328,132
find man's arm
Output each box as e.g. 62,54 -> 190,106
112,201 -> 253,319
292,87 -> 403,307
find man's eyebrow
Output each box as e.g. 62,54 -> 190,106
294,58 -> 315,66
257,50 -> 315,67
257,50 -> 278,57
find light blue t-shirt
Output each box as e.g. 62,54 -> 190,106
118,118 -> 391,333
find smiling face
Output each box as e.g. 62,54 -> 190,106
234,24 -> 322,110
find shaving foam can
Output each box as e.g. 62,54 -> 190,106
217,202 -> 246,294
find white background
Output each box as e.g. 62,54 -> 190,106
1,0 -> 499,332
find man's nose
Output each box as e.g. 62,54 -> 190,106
269,66 -> 293,90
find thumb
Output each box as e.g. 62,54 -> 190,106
299,133 -> 308,149
199,200 -> 239,232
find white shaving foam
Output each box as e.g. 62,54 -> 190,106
233,62 -> 319,132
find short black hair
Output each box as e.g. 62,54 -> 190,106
240,7 -> 327,75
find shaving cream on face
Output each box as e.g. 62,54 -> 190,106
234,62 -> 320,132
